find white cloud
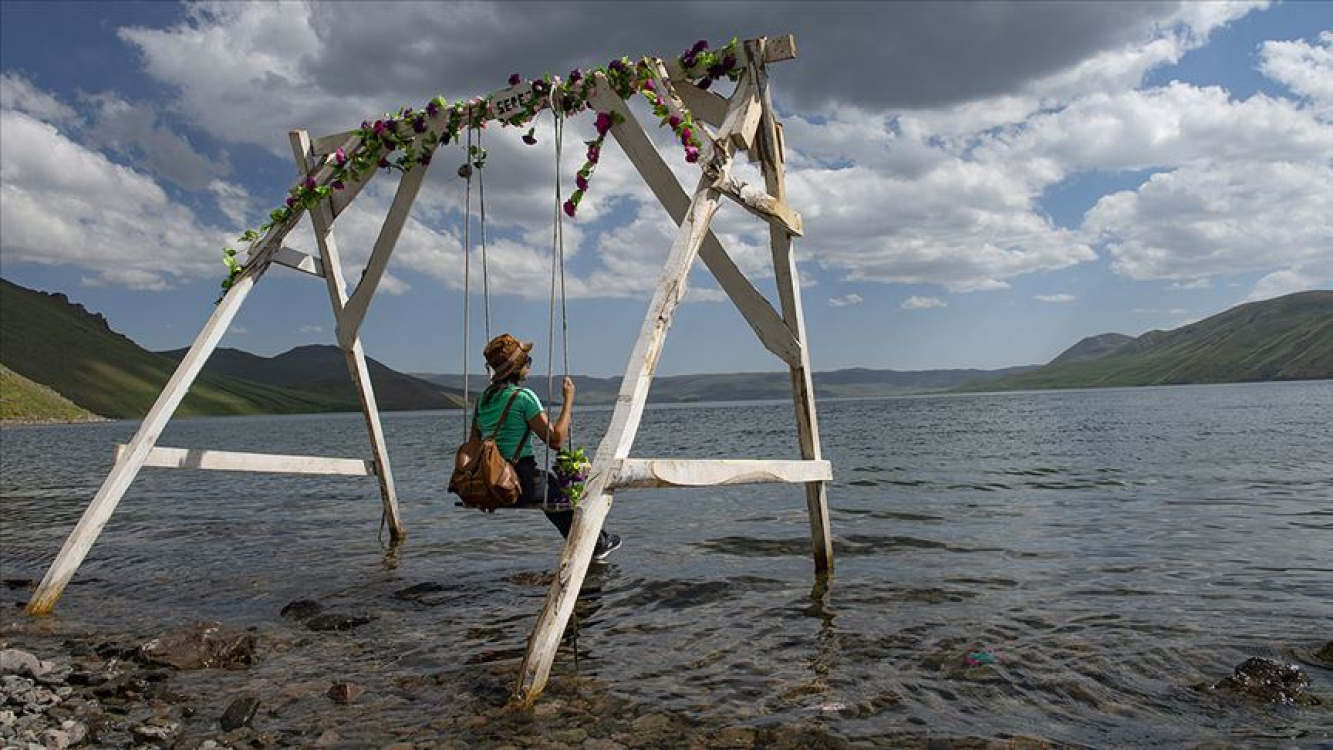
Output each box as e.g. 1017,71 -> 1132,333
0,109 -> 231,289
83,93 -> 230,191
0,73 -> 79,123
901,295 -> 946,310
1244,269 -> 1327,303
1260,30 -> 1333,115
827,293 -> 862,307
296,324 -> 322,334
1034,293 -> 1076,303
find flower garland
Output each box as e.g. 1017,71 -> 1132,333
553,447 -> 593,506
219,37 -> 742,296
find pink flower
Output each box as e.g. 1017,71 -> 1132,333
594,112 -> 614,135
576,175 -> 589,191
680,127 -> 692,143
641,80 -> 654,92
509,73 -> 521,86
285,196 -> 298,208
373,120 -> 387,136
303,176 -> 317,190
335,148 -> 347,166
669,115 -> 681,129
563,199 -> 577,217
332,179 -> 346,190
586,146 -> 599,164
684,145 -> 700,163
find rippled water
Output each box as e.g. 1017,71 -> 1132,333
3,381 -> 1332,746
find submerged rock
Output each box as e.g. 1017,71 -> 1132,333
219,695 -> 259,731
304,613 -> 371,632
139,622 -> 256,670
326,682 -> 364,705
0,648 -> 54,678
1209,657 -> 1314,705
279,600 -> 324,621
392,582 -> 446,602
1316,641 -> 1333,664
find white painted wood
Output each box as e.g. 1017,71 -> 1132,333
750,40 -> 833,574
589,81 -> 801,367
672,81 -> 728,126
765,34 -> 798,63
644,63 -> 717,168
336,156 -> 432,348
290,130 -> 405,542
311,129 -> 356,156
516,172 -> 726,704
273,246 -> 324,277
611,459 -> 831,489
116,445 -> 375,476
712,173 -> 803,236
716,78 -> 761,153
26,271 -> 263,615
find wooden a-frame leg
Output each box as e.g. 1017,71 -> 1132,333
26,273 -> 263,614
514,174 -> 726,704
750,43 -> 834,574
289,131 -> 405,541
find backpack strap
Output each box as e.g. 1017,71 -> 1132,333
489,389 -> 524,440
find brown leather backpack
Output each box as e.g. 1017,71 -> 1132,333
449,389 -> 530,511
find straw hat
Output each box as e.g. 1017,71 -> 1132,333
483,333 -> 534,381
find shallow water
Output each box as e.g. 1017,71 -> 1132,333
3,381 -> 1332,746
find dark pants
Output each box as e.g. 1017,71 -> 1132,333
514,456 -> 609,545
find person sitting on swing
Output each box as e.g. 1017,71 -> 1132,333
477,333 -> 622,560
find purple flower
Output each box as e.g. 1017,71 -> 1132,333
641,79 -> 654,92
378,156 -> 390,168
285,196 -> 298,208
413,116 -> 427,133
668,114 -> 681,129
691,39 -> 709,54
373,120 -> 388,136
418,152 -> 432,165
426,100 -> 441,117
332,179 -> 346,190
509,73 -> 521,86
361,120 -> 371,131
335,147 -> 347,166
594,111 -> 614,135
576,174 -> 589,191
569,68 -> 583,83
721,54 -> 736,71
684,145 -> 700,163
609,59 -> 625,73
563,199 -> 577,218
680,127 -> 692,143
303,176 -> 317,190
681,53 -> 696,69
586,146 -> 599,164
697,77 -> 712,91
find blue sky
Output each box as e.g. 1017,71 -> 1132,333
1,1 -> 1329,377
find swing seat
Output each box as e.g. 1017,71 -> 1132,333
454,475 -> 574,511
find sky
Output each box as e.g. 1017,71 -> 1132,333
1,1 -> 1330,377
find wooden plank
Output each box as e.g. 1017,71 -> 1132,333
715,78 -> 760,152
336,155 -> 432,348
712,173 -> 803,236
589,82 -> 801,368
750,40 -> 833,574
310,129 -> 356,156
611,459 -> 831,489
273,246 -> 324,277
663,34 -> 798,80
26,271 -> 263,615
116,445 -> 375,476
290,130 -> 405,542
516,172 -> 726,705
673,81 -> 728,127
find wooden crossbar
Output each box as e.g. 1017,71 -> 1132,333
611,459 -> 831,489
272,246 -> 324,277
114,445 -> 376,476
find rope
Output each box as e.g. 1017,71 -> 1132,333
478,127 -> 491,342
461,127 -> 473,439
544,108 -> 562,476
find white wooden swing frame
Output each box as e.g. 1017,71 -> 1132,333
26,35 -> 832,703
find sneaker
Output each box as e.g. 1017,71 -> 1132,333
592,533 -> 622,562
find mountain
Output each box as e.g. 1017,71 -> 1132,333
415,365 -> 1038,405
1047,333 -> 1135,366
0,278 -> 353,419
959,290 -> 1333,392
0,364 -> 100,422
159,345 -> 466,411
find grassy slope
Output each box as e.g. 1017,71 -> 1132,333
0,279 -> 354,418
962,291 -> 1333,392
0,364 -> 99,422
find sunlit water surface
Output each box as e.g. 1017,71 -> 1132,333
3,381 -> 1331,746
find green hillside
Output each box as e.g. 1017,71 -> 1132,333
159,345 -> 466,410
960,290 -> 1333,392
0,279 -> 353,418
0,364 -> 100,422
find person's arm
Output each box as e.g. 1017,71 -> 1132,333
527,377 -> 575,451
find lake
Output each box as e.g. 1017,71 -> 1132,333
2,381 -> 1331,747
